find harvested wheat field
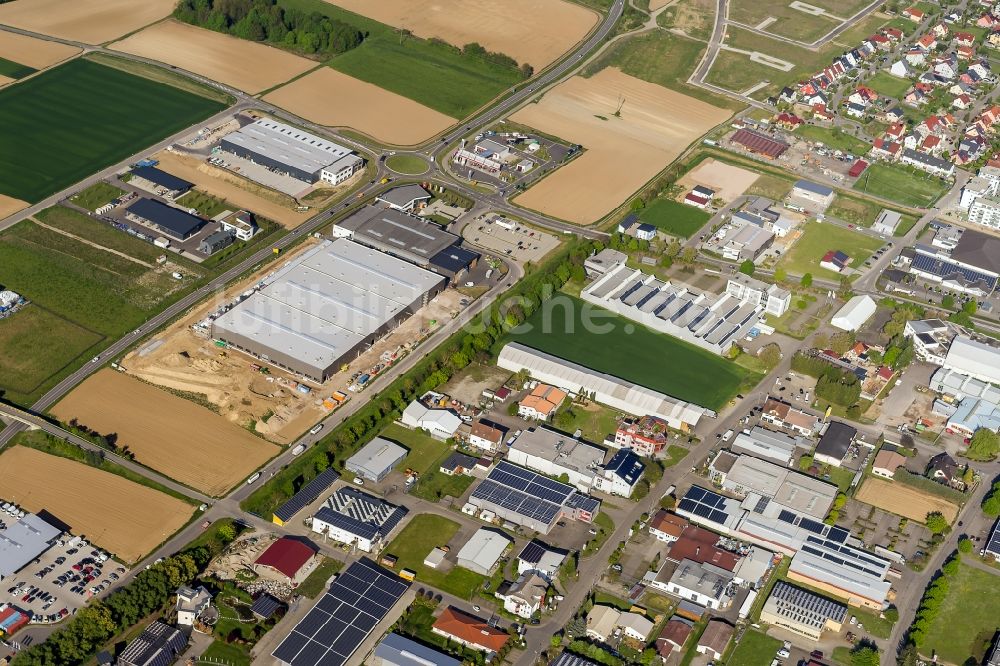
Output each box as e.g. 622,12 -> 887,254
154,151 -> 312,228
677,158 -> 760,202
0,194 -> 27,220
52,370 -> 279,496
265,67 -> 455,145
0,75 -> 12,87
110,21 -> 315,94
0,446 -> 193,562
0,31 -> 80,70
327,0 -> 597,69
0,0 -> 174,44
511,68 -> 731,224
855,477 -> 959,523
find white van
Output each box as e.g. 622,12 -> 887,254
721,429 -> 734,442
309,423 -> 324,435
246,472 -> 261,484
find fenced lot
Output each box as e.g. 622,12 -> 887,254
0,57 -> 225,204
854,477 -> 958,523
507,295 -> 759,410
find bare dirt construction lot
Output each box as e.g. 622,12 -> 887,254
326,0 -> 598,69
0,194 -> 27,220
855,477 -> 959,524
110,20 -> 316,94
510,68 -> 731,224
677,158 -> 761,202
264,67 -> 456,145
0,447 -> 193,563
52,370 -> 279,496
154,150 -> 312,228
0,31 -> 80,70
0,0 -> 175,44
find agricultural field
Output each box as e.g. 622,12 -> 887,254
0,57 -> 35,81
263,67 -> 455,145
0,445 -> 193,563
0,58 -> 225,204
383,514 -> 486,599
0,31 -> 79,71
0,0 -> 175,44
0,216 -> 196,405
51,370 -> 280,496
511,69 -> 731,224
852,163 -> 950,208
508,295 -> 759,410
795,125 -> 871,155
855,477 -> 958,523
866,71 -> 912,99
776,220 -> 883,278
919,562 -> 1000,664
324,0 -> 599,70
637,198 -> 711,238
110,21 -> 316,95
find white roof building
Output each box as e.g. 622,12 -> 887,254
730,427 -> 802,466
506,427 -> 604,491
345,437 -> 407,482
831,295 -> 877,331
456,529 -> 512,575
722,455 -> 838,520
0,513 -> 60,578
497,342 -> 709,432
943,335 -> 1000,385
401,402 -> 463,440
787,537 -> 892,610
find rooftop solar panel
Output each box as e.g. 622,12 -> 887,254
687,486 -> 706,501
274,469 -> 340,521
777,509 -> 797,524
800,518 -> 825,534
828,527 -> 850,543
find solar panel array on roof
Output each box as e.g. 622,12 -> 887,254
251,594 -> 283,619
799,518 -> 826,535
985,519 -> 1000,558
518,540 -> 547,565
777,509 -> 797,524
801,536 -> 888,578
827,526 -> 850,543
274,469 -> 340,522
273,558 -> 409,666
912,252 -> 997,290
677,485 -> 732,526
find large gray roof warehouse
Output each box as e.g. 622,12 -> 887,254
212,239 -> 445,381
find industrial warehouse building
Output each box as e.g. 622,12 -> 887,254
334,205 -> 479,280
760,581 -> 847,641
220,119 -> 363,185
345,437 -> 407,482
0,513 -> 60,578
126,198 -> 206,240
212,239 -> 446,382
311,487 -> 407,553
497,342 -> 709,431
129,166 -> 193,200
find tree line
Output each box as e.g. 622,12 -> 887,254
174,0 -> 365,56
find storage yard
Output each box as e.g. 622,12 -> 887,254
0,31 -> 80,71
325,0 -> 598,70
511,68 -> 731,224
51,370 -> 279,496
109,20 -> 316,95
263,67 -> 456,145
676,159 -> 762,203
0,446 -> 193,563
0,0 -> 175,44
854,477 -> 959,523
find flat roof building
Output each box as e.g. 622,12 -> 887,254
943,335 -> 1000,386
730,427 -> 802,466
373,633 -> 460,666
787,536 -> 892,609
760,581 -> 847,641
0,513 -> 60,578
723,455 -> 838,520
126,198 -> 205,240
220,119 -> 362,185
311,487 -> 406,553
212,239 -> 446,382
345,437 -> 407,482
506,427 -> 605,491
377,185 -> 432,212
815,421 -> 857,467
130,166 -> 193,199
456,528 -> 512,575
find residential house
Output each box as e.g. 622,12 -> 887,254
921,135 -> 944,154
648,510 -> 689,543
498,572 -> 547,619
656,618 -> 694,658
586,605 -> 621,642
518,384 -> 567,421
871,138 -> 903,160
593,449 -> 645,498
957,45 -> 976,60
709,450 -> 739,485
927,452 -> 963,487
955,31 -> 976,46
468,419 -> 506,454
977,13 -> 998,28
175,586 -> 212,628
901,148 -> 956,177
655,559 -> 735,609
903,6 -> 925,21
890,60 -> 914,78
905,47 -> 927,67
760,397 -> 820,436
516,540 -> 566,581
953,93 -> 973,109
439,452 -> 479,476
618,613 -> 655,642
432,607 -> 509,655
872,449 -> 906,478
613,415 -> 671,457
820,250 -> 851,273
697,620 -> 735,660
931,21 -> 949,38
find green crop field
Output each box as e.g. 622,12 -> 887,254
639,198 -> 711,238
777,220 -> 883,278
866,71 -> 912,100
507,295 -> 759,410
852,163 -> 950,208
0,56 -> 36,80
0,58 -> 225,203
920,563 -> 1000,664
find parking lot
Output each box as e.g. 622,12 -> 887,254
462,213 -> 561,264
1,506 -> 127,629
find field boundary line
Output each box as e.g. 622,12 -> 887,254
31,218 -> 155,267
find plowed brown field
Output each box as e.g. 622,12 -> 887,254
0,0 -> 175,44
0,446 -> 193,563
52,370 -> 279,496
856,477 -> 958,523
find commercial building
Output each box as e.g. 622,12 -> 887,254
583,264 -> 765,355
456,528 -> 512,575
220,119 -> 363,185
664,526 -> 739,571
725,275 -> 791,317
654,559 -> 735,609
272,468 -> 339,526
345,437 -> 407,482
334,205 -> 478,280
722,455 -> 838,520
984,519 -> 1000,562
790,180 -> 835,210
516,540 -> 566,580
311,487 -> 407,552
760,398 -> 820,436
831,295 -> 877,331
675,486 -> 745,535
125,198 -> 206,240
872,210 -> 903,235
942,335 -> 1000,385
469,461 -> 600,534
497,343 -> 709,431
760,581 -> 847,641
696,620 -> 734,660
431,607 -> 508,655
401,401 -> 462,440
814,421 -> 858,467
0,513 -> 60,578
118,621 -> 186,666
198,229 -> 234,255
730,426 -> 802,466
730,128 -> 789,159
254,537 -> 318,585
372,633 -> 460,666
909,227 -> 1000,295
905,318 -> 952,363
584,248 -> 628,277
612,415 -> 671,457
129,166 -> 192,199
506,427 -> 605,491
376,185 -> 431,213
787,536 -> 892,609
212,239 -> 446,382
593,449 -> 645,498
721,224 -> 775,262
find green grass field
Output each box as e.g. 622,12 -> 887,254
555,402 -> 622,443
920,563 -> 1000,664
0,58 -> 225,203
381,423 -> 450,476
777,220 -> 883,278
795,125 -> 870,155
0,56 -> 36,80
826,194 -> 883,226
384,515 -> 487,599
582,31 -> 745,111
69,182 -> 125,212
852,163 -> 950,208
385,154 -> 430,175
639,198 -> 711,238
201,641 -> 251,666
729,0 -> 840,42
726,628 -> 780,666
296,557 -> 344,598
409,450 -> 477,501
508,295 -> 760,410
35,206 -> 189,265
866,71 -> 912,99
